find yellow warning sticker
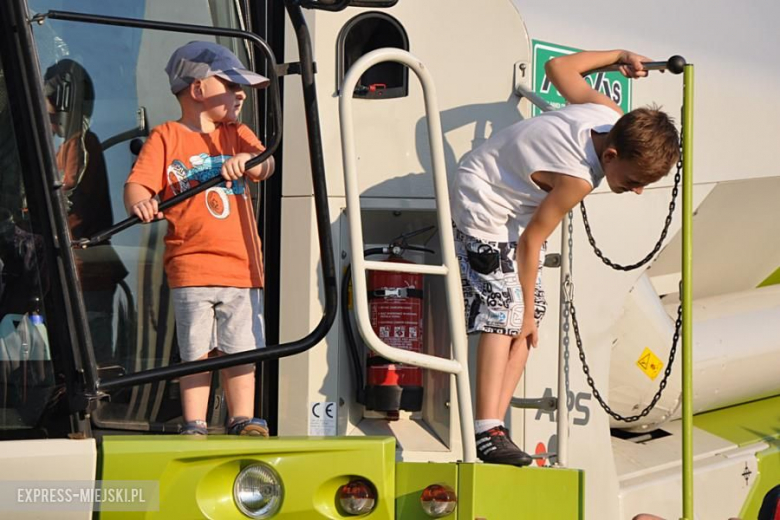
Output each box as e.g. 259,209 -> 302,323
636,347 -> 664,380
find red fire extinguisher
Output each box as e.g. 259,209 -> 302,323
341,227 -> 436,417
365,254 -> 424,413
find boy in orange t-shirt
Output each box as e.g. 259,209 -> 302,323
124,41 -> 275,436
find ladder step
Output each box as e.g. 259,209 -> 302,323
364,259 -> 448,276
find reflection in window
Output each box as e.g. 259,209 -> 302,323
0,58 -> 56,432
43,59 -> 129,366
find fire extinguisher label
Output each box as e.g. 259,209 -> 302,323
371,297 -> 423,352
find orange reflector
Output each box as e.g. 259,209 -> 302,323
420,484 -> 457,517
338,480 -> 377,515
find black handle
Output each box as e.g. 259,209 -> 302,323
76,149 -> 274,248
588,55 -> 686,75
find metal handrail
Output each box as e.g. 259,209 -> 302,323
339,48 -> 476,463
681,63 -> 694,520
515,85 -> 556,112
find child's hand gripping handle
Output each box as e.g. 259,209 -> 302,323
77,148 -> 276,249
588,55 -> 687,76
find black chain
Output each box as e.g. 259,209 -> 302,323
563,214 -> 573,410
566,122 -> 686,421
570,298 -> 682,422
580,130 -> 684,271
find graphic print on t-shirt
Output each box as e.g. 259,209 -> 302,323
165,153 -> 246,220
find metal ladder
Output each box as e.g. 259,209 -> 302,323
339,48 -> 477,463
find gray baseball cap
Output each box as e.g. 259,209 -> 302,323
165,40 -> 269,94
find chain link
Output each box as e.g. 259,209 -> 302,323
570,299 -> 682,422
580,129 -> 684,271
563,214 -> 573,408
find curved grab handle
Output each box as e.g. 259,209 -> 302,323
340,47 -> 476,462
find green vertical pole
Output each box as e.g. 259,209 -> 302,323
681,63 -> 694,520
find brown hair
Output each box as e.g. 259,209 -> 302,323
606,106 -> 680,185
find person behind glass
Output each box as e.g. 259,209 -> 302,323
43,59 -> 127,363
124,41 -> 275,436
450,50 -> 680,466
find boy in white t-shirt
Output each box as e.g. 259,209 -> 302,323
450,49 -> 680,466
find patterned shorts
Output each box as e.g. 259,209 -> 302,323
453,224 -> 547,336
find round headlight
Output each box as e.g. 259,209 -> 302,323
233,463 -> 284,519
338,479 -> 377,515
420,484 -> 457,517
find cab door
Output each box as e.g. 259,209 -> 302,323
22,0 -> 270,435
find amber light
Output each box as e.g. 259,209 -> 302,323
420,484 -> 457,517
338,479 -> 377,515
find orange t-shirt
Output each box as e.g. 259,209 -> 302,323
127,121 -> 265,289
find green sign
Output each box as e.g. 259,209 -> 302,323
531,40 -> 632,116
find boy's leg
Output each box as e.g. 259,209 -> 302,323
453,226 -> 533,466
475,332 -> 513,419
496,335 -> 532,420
213,287 -> 268,436
179,352 -> 212,423
220,361 -> 256,419
474,332 -> 532,466
171,287 -> 217,428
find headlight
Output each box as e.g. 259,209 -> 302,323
233,463 -> 284,518
420,484 -> 457,517
338,479 -> 377,515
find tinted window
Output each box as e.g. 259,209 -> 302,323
0,55 -> 57,432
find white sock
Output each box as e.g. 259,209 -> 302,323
475,419 -> 503,434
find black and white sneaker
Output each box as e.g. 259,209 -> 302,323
499,425 -> 519,446
475,426 -> 533,467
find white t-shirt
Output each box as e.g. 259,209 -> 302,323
450,103 -> 619,242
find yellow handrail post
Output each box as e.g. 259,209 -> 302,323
680,62 -> 695,520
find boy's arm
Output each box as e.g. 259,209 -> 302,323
221,124 -> 276,185
515,174 -> 592,347
245,154 -> 275,181
124,182 -> 161,222
544,50 -> 649,114
220,153 -> 275,187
